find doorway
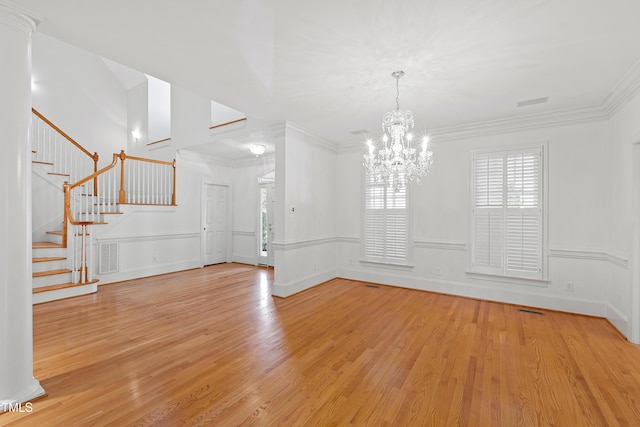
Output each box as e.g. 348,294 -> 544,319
258,185 -> 275,267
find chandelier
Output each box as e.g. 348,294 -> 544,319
363,71 -> 433,192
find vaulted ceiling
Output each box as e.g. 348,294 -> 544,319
15,0 -> 640,149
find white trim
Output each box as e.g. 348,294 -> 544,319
286,122 -> 338,152
602,58 -> 640,116
413,240 -> 467,251
430,106 -> 607,142
271,237 -> 336,251
232,152 -> 276,168
465,271 -> 550,288
96,232 -> 199,244
97,259 -> 202,285
0,1 -> 41,30
359,259 -> 414,271
272,269 -> 337,298
337,268 -> 607,318
177,149 -> 232,168
336,236 -> 360,244
232,230 -> 256,237
336,61 -> 640,149
605,303 -> 629,338
231,255 -> 257,265
549,248 -> 629,269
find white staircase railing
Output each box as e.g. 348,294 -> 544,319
31,108 -> 98,186
65,151 -> 176,284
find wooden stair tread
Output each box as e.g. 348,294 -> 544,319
33,268 -> 72,278
46,231 -> 63,236
47,172 -> 70,177
32,160 -> 54,165
33,241 -> 63,248
33,280 -> 98,294
33,257 -> 66,263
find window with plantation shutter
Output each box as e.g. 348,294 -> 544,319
363,173 -> 408,264
471,146 -> 544,279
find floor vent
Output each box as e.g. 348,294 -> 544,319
518,308 -> 545,316
365,284 -> 380,289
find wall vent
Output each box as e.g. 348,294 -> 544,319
516,96 -> 549,107
99,242 -> 119,274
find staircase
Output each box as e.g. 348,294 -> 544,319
31,152 -> 100,303
30,109 -> 175,304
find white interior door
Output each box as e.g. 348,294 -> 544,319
204,184 -> 228,265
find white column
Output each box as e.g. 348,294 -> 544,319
0,1 -> 44,408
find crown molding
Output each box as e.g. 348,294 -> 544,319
0,0 -> 41,30
231,152 -> 275,168
286,121 -> 339,152
429,105 -> 608,142
176,149 -> 231,167
601,58 -> 640,116
336,61 -> 640,148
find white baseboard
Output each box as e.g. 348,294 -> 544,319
232,255 -> 257,265
605,303 -> 629,338
97,259 -> 202,285
336,267 -> 609,319
272,269 -> 337,298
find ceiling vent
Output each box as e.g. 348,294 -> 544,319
517,96 -> 549,107
350,129 -> 369,135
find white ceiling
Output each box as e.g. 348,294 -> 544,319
15,0 -> 640,154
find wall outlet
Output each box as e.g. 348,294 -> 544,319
152,255 -> 158,264
565,282 -> 574,292
435,267 -> 442,277
348,259 -> 353,266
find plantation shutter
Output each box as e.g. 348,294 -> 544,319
363,173 -> 408,263
506,151 -> 541,277
472,154 -> 504,274
471,147 -> 542,279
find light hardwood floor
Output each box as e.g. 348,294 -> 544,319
2,263 -> 640,426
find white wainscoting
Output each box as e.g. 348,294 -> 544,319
335,238 -> 631,338
271,237 -> 338,297
94,232 -> 201,285
232,230 -> 257,265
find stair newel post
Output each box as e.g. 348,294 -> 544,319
92,152 -> 99,196
119,150 -> 127,204
171,159 -> 177,206
63,182 -> 70,249
79,223 -> 88,284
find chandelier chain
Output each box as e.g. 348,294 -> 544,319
395,76 -> 400,111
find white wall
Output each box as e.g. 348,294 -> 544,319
31,32 -> 126,163
272,123 -> 338,297
335,118 -> 618,322
607,88 -> 640,341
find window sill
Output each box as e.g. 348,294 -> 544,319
360,259 -> 414,271
465,271 -> 550,288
